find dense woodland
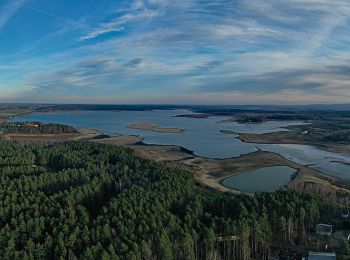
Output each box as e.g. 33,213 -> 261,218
0,140 -> 322,259
0,122 -> 77,135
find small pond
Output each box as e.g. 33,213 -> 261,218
221,166 -> 297,193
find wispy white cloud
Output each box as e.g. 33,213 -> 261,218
80,8 -> 161,41
0,0 -> 25,29
2,0 -> 350,104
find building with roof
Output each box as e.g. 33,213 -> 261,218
307,251 -> 336,260
316,224 -> 333,236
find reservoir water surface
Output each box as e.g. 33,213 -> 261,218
14,109 -> 350,184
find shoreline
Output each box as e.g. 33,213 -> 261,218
2,123 -> 348,195
94,134 -> 348,196
221,129 -> 350,154
4,110 -> 349,195
2,125 -> 348,196
1,109 -> 34,123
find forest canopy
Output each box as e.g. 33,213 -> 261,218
0,141 -> 320,259
0,122 -> 77,135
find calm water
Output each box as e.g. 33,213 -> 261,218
14,110 -> 303,158
257,144 -> 350,182
221,166 -> 297,193
14,109 -> 350,182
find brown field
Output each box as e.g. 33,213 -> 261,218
128,123 -> 184,133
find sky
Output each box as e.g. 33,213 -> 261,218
0,0 -> 350,104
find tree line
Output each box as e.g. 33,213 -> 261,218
0,122 -> 77,135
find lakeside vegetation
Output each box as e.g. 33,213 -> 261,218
0,108 -> 33,123
0,122 -> 77,135
232,119 -> 350,153
216,110 -> 350,153
0,140 -> 326,259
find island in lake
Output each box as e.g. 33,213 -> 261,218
128,123 -> 184,133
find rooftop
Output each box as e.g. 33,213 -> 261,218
308,251 -> 336,260
316,224 -> 333,236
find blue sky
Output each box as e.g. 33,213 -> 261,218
0,0 -> 350,104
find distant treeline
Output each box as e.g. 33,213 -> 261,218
0,122 -> 77,135
0,141 -> 323,259
236,114 -> 315,123
323,130 -> 350,142
312,119 -> 350,131
236,115 -> 265,123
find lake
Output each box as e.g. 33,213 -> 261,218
221,166 -> 297,193
13,109 -> 350,183
13,110 -> 303,158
